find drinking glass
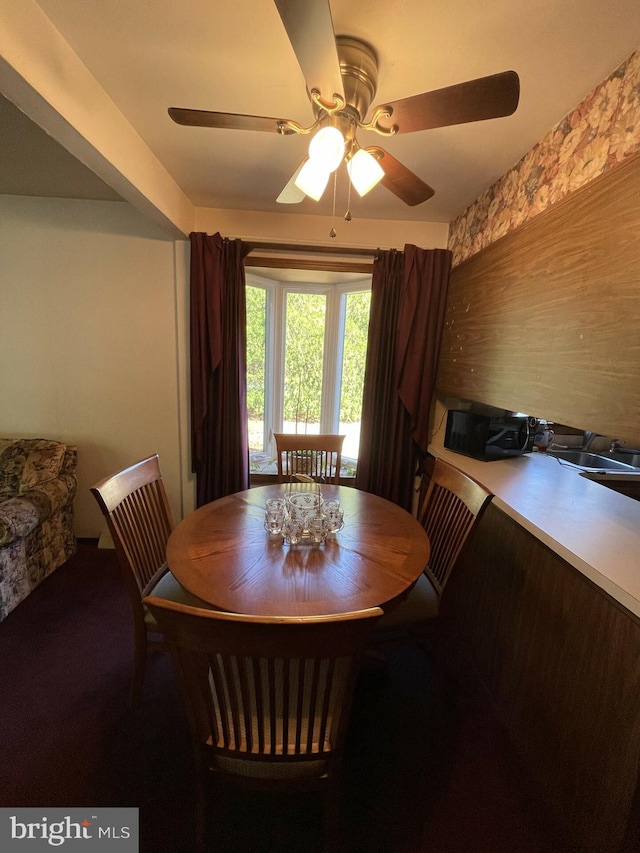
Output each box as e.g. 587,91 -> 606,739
325,506 -> 344,536
309,514 -> 329,544
264,508 -> 285,536
283,516 -> 304,545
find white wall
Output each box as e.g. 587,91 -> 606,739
0,195 -> 192,537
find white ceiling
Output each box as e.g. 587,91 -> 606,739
3,1 -> 640,224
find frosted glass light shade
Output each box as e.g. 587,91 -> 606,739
347,148 -> 384,196
308,126 -> 345,172
294,158 -> 330,201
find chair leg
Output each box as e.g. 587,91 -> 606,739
195,789 -> 206,853
193,756 -> 209,853
324,778 -> 341,853
129,624 -> 148,708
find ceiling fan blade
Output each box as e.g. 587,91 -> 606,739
376,70 -> 520,134
277,160 -> 307,203
366,147 -> 435,206
168,107 -> 294,133
273,0 -> 344,105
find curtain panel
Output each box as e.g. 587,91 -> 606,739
189,232 -> 251,507
356,245 -> 452,510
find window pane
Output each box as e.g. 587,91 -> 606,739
339,290 -> 371,461
246,285 -> 266,452
283,292 -> 326,433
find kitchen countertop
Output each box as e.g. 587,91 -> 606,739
428,435 -> 640,619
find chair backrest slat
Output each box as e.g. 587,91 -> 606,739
294,659 -> 305,754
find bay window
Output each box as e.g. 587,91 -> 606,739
246,270 -> 371,474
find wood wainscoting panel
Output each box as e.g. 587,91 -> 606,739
437,152 -> 640,447
438,502 -> 640,853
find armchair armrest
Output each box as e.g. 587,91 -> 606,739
0,476 -> 76,547
0,497 -> 39,547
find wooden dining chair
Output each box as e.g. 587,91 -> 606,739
373,457 -> 493,641
274,433 -> 346,484
143,596 -> 383,853
90,454 -> 210,707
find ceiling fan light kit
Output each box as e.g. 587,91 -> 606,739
295,116 -> 382,200
307,124 -> 345,171
346,148 -> 385,197
294,157 -> 330,200
169,0 -> 520,213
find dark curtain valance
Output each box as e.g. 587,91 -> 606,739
356,244 -> 452,510
190,232 -> 251,506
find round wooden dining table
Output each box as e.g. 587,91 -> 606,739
166,484 -> 430,617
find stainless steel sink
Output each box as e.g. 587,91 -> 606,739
547,449 -> 638,470
608,450 -> 640,467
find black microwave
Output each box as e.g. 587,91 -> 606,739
444,410 -> 536,460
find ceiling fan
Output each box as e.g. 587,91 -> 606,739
168,0 -> 520,208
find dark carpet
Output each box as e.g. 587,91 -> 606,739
0,544 -> 562,852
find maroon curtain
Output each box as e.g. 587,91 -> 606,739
355,244 -> 452,510
190,232 -> 251,507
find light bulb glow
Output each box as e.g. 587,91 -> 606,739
294,158 -> 330,201
347,148 -> 385,196
308,126 -> 345,172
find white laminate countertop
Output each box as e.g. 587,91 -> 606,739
428,437 -> 640,619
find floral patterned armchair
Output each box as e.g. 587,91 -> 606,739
0,439 -> 77,621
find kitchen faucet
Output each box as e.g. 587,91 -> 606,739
580,431 -> 597,451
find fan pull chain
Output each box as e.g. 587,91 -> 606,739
329,170 -> 337,238
345,173 -> 352,222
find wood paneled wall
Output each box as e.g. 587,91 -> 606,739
437,152 -> 640,447
439,503 -> 640,853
